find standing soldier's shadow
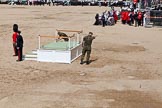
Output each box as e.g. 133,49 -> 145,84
90,58 -> 98,64
82,58 -> 98,65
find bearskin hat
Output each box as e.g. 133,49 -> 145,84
13,24 -> 18,32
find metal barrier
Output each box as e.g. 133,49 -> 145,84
144,10 -> 162,27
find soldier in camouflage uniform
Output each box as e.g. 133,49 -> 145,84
80,32 -> 95,65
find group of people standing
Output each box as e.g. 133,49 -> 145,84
93,7 -> 145,27
121,8 -> 144,27
94,8 -> 119,27
12,24 -> 24,62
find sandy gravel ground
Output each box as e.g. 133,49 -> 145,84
0,5 -> 162,108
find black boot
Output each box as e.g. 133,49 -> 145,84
86,61 -> 90,65
80,61 -> 84,65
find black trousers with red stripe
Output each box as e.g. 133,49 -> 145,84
17,47 -> 23,61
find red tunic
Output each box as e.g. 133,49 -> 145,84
125,11 -> 129,21
12,32 -> 18,43
122,11 -> 127,21
113,12 -> 118,21
138,12 -> 142,20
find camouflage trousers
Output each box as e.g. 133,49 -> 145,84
81,48 -> 91,62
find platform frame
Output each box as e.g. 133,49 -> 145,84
37,29 -> 83,64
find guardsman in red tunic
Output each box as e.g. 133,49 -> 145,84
12,24 -> 18,56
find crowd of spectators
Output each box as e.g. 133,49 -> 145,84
94,7 -> 120,27
94,0 -> 162,27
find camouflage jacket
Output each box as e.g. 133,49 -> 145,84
82,35 -> 95,50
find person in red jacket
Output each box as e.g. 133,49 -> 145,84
12,24 -> 18,56
137,11 -> 142,26
125,11 -> 129,24
121,10 -> 128,24
113,11 -> 118,24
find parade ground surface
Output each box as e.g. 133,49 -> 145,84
0,5 -> 162,108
